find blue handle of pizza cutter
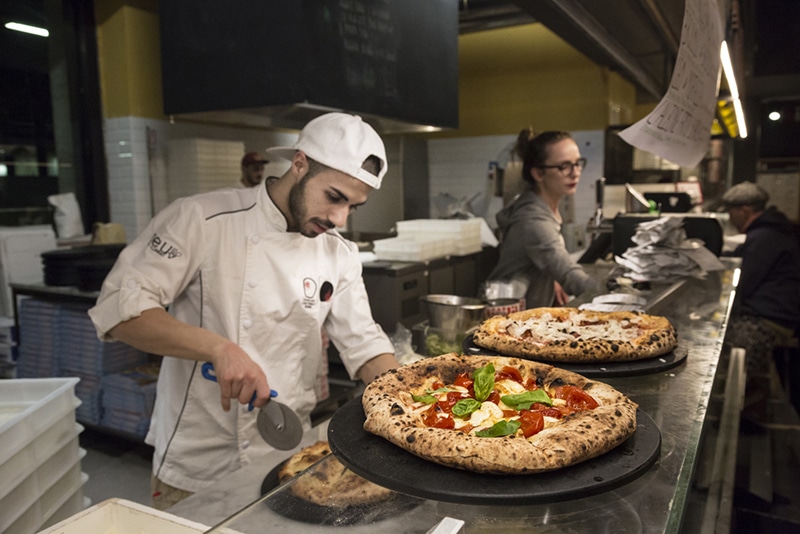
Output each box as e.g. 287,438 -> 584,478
201,362 -> 277,411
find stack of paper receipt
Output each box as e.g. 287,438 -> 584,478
614,217 -> 724,283
579,293 -> 647,312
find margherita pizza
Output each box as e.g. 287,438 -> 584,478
278,441 -> 395,507
472,307 -> 677,363
362,353 -> 637,474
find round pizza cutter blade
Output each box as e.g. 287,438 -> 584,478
257,400 -> 304,450
200,362 -> 303,450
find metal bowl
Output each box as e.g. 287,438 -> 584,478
420,294 -> 486,332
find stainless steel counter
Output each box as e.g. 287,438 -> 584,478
169,259 -> 741,533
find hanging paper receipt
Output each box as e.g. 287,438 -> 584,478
618,0 -> 725,168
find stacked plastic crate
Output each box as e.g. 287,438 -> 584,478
0,377 -> 87,534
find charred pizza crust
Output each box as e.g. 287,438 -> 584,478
473,307 -> 677,363
278,441 -> 394,507
362,353 -> 638,474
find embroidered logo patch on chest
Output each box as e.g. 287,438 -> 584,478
301,278 -> 335,308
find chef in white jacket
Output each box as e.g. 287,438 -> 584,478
88,113 -> 398,509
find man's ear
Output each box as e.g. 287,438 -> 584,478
290,151 -> 310,180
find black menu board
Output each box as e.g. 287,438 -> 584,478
160,0 -> 458,129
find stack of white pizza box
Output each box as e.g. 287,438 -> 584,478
396,218 -> 483,256
372,218 -> 483,262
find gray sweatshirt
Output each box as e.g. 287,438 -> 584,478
488,188 -> 596,308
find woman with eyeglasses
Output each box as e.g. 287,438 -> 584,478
488,129 -> 597,309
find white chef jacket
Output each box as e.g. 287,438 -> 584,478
88,183 -> 394,492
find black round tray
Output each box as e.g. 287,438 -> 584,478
462,333 -> 688,378
327,397 -> 661,506
260,457 -> 421,526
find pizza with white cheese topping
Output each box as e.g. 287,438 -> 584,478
472,307 -> 677,363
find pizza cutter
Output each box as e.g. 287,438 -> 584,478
201,362 -> 303,450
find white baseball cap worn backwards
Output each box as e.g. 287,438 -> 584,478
266,112 -> 387,189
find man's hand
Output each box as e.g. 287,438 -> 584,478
108,308 -> 270,412
209,341 -> 271,412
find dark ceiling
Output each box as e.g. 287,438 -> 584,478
459,0 -> 800,107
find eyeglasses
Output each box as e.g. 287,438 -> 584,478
539,158 -> 587,175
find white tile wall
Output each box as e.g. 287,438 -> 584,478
102,116 -> 297,241
427,131 -> 604,250
427,135 -> 515,222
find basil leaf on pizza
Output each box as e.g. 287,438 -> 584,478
474,420 -> 521,437
472,363 -> 495,401
501,389 -> 552,410
451,398 -> 482,417
412,393 -> 436,404
362,353 -> 638,474
472,307 -> 678,363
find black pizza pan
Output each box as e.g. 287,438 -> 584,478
260,457 -> 421,526
462,333 -> 688,378
327,397 -> 661,506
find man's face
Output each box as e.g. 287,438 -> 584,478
242,160 -> 266,187
287,166 -> 371,237
727,205 -> 751,233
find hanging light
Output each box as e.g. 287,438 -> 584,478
4,22 -> 49,37
720,41 -> 747,138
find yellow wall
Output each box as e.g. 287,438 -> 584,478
429,23 -> 639,139
454,64 -> 615,137
94,0 -> 162,119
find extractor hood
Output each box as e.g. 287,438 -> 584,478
167,103 -> 446,135
159,1 -> 458,135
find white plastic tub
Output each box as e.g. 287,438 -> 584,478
3,454 -> 86,534
0,378 -> 81,467
0,414 -> 82,503
37,498 -> 243,534
0,378 -> 81,534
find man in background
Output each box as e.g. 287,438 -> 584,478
722,181 -> 800,407
240,151 -> 267,187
